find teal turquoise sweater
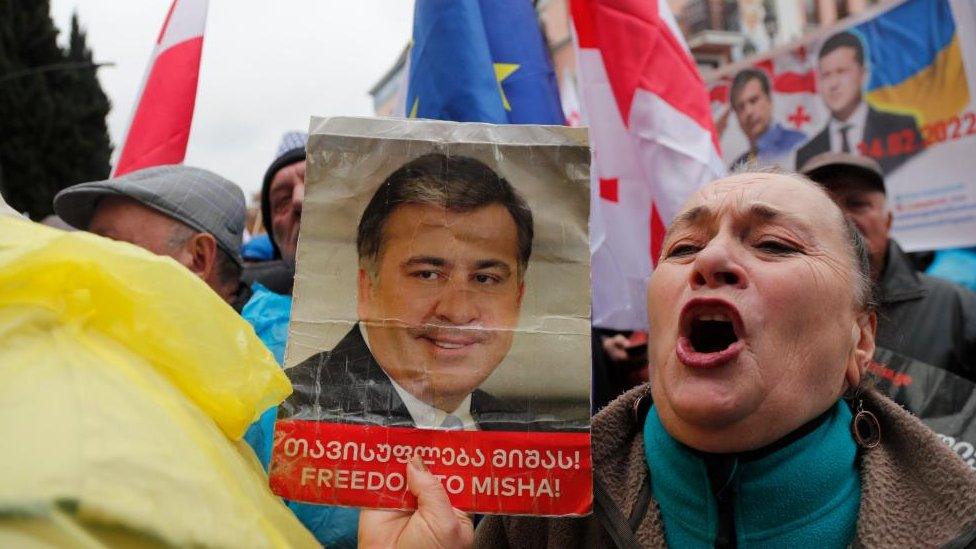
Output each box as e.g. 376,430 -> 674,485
644,402 -> 860,548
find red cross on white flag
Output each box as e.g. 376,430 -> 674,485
570,0 -> 725,330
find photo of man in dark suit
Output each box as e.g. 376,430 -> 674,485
283,153 -> 570,432
796,31 -> 923,174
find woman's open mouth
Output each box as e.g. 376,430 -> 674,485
676,298 -> 745,368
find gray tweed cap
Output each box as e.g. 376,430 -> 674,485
53,165 -> 245,265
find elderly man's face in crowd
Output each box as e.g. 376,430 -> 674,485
732,77 -> 772,144
818,46 -> 865,121
648,173 -> 874,453
358,202 -> 524,412
88,195 -> 193,267
268,160 -> 305,264
824,179 -> 891,279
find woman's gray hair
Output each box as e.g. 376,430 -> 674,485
729,164 -> 876,311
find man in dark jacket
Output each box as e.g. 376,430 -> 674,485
802,152 -> 976,381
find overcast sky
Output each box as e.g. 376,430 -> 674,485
50,1 -> 414,198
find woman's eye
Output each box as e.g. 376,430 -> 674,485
666,244 -> 700,258
757,240 -> 797,254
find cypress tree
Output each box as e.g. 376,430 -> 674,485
49,14 -> 113,199
0,1 -> 112,220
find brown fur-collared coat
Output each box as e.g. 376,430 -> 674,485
475,384 -> 976,548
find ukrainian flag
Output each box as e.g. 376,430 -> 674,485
406,0 -> 565,125
859,0 -> 968,126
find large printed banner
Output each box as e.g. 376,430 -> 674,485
269,117 -> 593,516
708,0 -> 976,251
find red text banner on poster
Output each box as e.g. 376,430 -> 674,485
269,420 -> 592,516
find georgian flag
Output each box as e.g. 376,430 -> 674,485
113,0 -> 208,176
570,0 -> 725,330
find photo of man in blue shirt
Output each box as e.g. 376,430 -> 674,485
728,68 -> 807,169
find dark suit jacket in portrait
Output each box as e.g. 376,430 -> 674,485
281,324 -> 584,432
795,105 -> 923,175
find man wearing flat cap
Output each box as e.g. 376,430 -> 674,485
54,164 -> 289,460
54,165 -> 253,309
53,165 -> 359,548
801,152 -> 976,380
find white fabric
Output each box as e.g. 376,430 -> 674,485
0,195 -> 20,218
560,72 -> 582,127
576,44 -> 724,329
828,100 -> 869,153
389,380 -> 477,431
158,0 -> 208,51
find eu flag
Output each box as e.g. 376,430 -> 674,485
406,0 -> 565,125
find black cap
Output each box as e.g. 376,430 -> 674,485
800,152 -> 886,194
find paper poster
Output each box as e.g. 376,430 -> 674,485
268,117 -> 593,516
708,0 -> 976,251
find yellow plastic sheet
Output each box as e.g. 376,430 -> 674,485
0,217 -> 317,547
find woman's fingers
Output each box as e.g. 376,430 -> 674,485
404,456 -> 475,549
358,508 -> 409,548
357,456 -> 475,549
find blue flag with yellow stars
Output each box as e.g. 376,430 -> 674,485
406,0 -> 565,124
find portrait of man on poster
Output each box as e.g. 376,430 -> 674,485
283,153 -> 568,432
796,31 -> 923,174
728,67 -> 806,169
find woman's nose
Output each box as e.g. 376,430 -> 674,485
690,240 -> 748,290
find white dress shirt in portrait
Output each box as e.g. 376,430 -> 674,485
359,323 -> 478,431
828,100 -> 869,154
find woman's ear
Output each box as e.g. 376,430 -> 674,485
846,311 -> 877,389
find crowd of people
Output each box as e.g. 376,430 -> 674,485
2,124 -> 976,546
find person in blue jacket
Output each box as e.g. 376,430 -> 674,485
242,284 -> 360,548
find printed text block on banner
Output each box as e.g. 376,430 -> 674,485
270,421 -> 592,515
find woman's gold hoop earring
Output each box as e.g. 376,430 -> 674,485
851,398 -> 881,449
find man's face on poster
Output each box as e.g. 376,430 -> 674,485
818,46 -> 866,121
732,77 -> 773,144
358,202 -> 525,411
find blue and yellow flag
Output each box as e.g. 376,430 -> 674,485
859,0 -> 968,125
406,0 -> 565,124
